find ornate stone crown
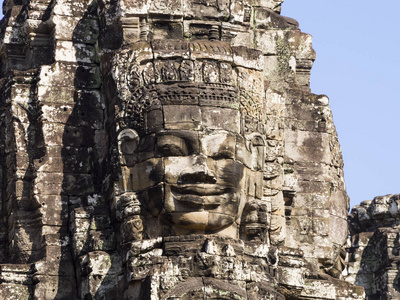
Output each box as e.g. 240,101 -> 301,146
112,39 -> 265,133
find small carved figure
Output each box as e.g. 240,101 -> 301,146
179,60 -> 195,81
161,61 -> 179,82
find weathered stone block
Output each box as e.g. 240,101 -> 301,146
163,105 -> 201,130
34,246 -> 75,277
33,274 -> 77,299
295,180 -> 331,195
301,279 -> 337,299
38,85 -> 75,105
252,0 -> 284,12
201,107 -> 240,133
55,41 -> 99,64
39,63 -> 101,89
233,47 -> 263,71
79,251 -> 122,276
153,39 -> 189,60
184,0 -> 230,20
63,173 -> 95,195
312,217 -> 329,236
202,131 -> 236,159
190,40 -> 233,62
254,30 -> 283,55
119,0 -> 149,15
279,265 -> 305,287
0,283 -> 31,300
33,172 -> 64,195
53,0 -> 95,17
39,195 -> 68,226
52,15 -> 99,43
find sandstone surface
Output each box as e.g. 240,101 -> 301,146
0,0 -> 364,299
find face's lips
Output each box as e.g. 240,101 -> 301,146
174,195 -> 222,207
167,184 -> 239,209
171,184 -> 226,196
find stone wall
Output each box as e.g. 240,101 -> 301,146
345,194 -> 400,299
0,0 -> 364,299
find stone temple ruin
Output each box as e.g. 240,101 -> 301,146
0,0 -> 396,299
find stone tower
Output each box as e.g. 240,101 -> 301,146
0,0 -> 364,299
345,194 -> 400,299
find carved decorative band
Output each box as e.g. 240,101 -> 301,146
118,82 -> 241,131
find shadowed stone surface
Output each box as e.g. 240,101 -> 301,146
345,194 -> 400,299
0,0 -> 364,299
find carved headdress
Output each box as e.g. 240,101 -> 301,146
112,40 -> 267,135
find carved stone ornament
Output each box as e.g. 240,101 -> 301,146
0,0 -> 365,299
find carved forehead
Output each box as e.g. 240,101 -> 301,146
158,105 -> 241,133
120,85 -> 265,137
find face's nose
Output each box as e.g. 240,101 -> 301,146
178,155 -> 217,184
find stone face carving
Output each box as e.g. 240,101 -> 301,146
345,194 -> 400,299
112,38 -> 270,245
0,0 -> 365,299
115,68 -> 266,240
110,39 -> 282,297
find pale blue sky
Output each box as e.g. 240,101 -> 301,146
282,0 -> 400,208
1,1 -> 398,209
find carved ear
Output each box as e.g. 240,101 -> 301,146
118,129 -> 139,155
244,133 -> 265,151
248,133 -> 265,147
246,133 -> 265,171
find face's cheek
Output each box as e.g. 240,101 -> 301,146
207,190 -> 246,230
163,184 -> 176,213
121,158 -> 164,192
211,159 -> 245,189
207,212 -> 236,230
206,159 -> 246,222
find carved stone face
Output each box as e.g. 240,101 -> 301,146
119,97 -> 265,239
161,129 -> 246,237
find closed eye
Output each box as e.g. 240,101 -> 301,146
157,144 -> 187,156
210,149 -> 235,160
156,135 -> 188,156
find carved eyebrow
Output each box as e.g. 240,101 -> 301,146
157,131 -> 199,149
